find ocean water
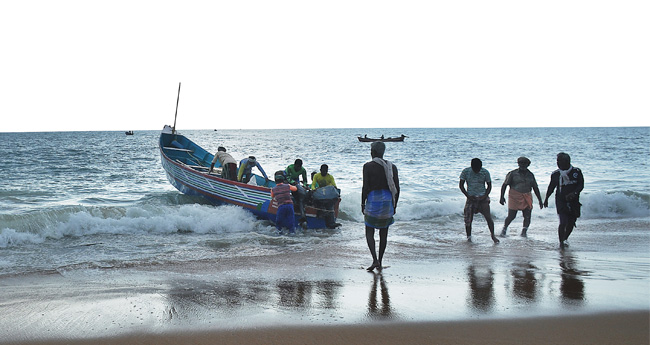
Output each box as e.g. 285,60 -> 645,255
0,127 -> 649,277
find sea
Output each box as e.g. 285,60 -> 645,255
0,127 -> 648,277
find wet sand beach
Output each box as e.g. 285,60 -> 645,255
2,219 -> 649,345
7,312 -> 649,345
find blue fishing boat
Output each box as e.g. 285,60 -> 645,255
159,125 -> 340,229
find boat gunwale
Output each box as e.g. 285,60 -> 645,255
160,146 -> 273,193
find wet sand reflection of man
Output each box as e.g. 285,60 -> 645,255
277,280 -> 311,308
367,273 -> 394,319
276,280 -> 342,310
467,264 -> 495,312
560,252 -> 585,302
511,261 -> 538,301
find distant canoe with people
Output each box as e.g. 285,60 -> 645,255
357,134 -> 407,142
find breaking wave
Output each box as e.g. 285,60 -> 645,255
0,203 -> 260,249
1,190 -> 647,249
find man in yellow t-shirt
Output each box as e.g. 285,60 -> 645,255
311,164 -> 336,190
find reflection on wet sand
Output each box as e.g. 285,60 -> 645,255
467,264 -> 495,312
162,279 -> 342,322
161,274 -> 398,322
511,261 -> 539,302
278,280 -> 312,308
277,280 -> 342,309
161,280 -> 270,321
367,272 -> 395,320
464,253 -> 587,313
560,251 -> 586,303
156,254 -> 587,325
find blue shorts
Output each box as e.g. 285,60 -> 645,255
276,204 -> 295,231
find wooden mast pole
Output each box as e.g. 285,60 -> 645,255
172,82 -> 181,134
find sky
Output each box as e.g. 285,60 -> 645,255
1,1 -> 648,132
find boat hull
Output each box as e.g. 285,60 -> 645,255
159,126 -> 338,229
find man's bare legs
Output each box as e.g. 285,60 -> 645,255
366,226 -> 389,271
466,211 -> 500,244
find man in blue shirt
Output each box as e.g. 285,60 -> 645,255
237,156 -> 269,184
459,158 -> 499,244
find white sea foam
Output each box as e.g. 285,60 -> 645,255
0,204 -> 261,248
337,187 -> 649,224
0,228 -> 44,248
580,191 -> 650,219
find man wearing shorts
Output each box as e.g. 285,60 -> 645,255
459,158 -> 499,243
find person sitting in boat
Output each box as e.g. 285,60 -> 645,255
237,156 -> 269,184
209,146 -> 237,181
285,159 -> 308,186
308,170 -> 319,189
310,164 -> 336,190
271,171 -> 298,234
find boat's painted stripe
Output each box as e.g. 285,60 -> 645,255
161,154 -> 271,207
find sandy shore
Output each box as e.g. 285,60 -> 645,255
7,311 -> 649,345
2,220 -> 649,344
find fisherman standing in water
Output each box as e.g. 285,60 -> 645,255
285,159 -> 309,229
362,142 -> 400,271
459,158 -> 499,244
543,152 -> 584,248
499,156 -> 543,237
271,171 -> 297,234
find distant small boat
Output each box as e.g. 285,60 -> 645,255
358,134 -> 407,142
125,131 -> 134,135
